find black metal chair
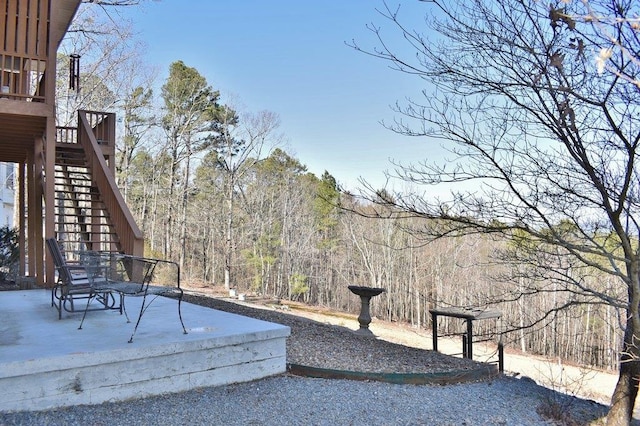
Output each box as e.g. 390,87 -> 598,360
78,251 -> 187,343
47,238 -> 118,319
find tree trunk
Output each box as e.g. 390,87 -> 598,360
165,146 -> 178,259
608,266 -> 640,425
224,171 -> 234,290
179,152 -> 191,271
607,326 -> 639,425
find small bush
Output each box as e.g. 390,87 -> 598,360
0,225 -> 18,282
536,399 -> 585,426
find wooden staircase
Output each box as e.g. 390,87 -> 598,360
53,110 -> 143,257
54,146 -> 120,252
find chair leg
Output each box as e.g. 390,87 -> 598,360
96,291 -> 116,309
124,292 -> 187,343
120,293 -> 130,322
177,293 -> 187,335
78,291 -> 96,330
52,285 -> 63,320
128,293 -> 149,343
108,292 -> 119,309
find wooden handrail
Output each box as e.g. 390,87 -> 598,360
77,110 -> 143,256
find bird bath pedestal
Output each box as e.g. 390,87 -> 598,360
348,286 -> 385,336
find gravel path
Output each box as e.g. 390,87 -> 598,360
0,375 -> 610,426
0,292 -> 633,425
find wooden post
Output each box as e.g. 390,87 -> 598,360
33,135 -> 45,285
18,161 -> 25,277
44,118 -> 56,287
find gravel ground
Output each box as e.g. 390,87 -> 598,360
0,375 -> 611,426
184,295 -> 485,374
0,292 -> 632,425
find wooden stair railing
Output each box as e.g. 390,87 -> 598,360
77,110 -> 143,257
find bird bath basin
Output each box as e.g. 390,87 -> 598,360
348,286 -> 386,336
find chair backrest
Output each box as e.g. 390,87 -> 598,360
46,238 -> 67,272
108,255 -> 157,292
46,238 -> 64,267
46,238 -> 84,286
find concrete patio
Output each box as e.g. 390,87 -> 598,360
0,289 -> 290,412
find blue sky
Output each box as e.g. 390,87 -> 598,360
117,1 -> 440,191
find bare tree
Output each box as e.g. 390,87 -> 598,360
160,61 -> 224,264
213,108 -> 283,290
117,83 -> 155,200
58,3 -> 155,123
349,0 -> 640,423
575,0 -> 640,87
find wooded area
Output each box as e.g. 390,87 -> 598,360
118,132 -> 623,372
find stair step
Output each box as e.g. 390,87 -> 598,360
52,229 -> 118,236
54,208 -> 107,214
55,221 -> 112,224
55,172 -> 91,177
55,189 -> 102,195
55,174 -> 91,181
55,185 -> 95,191
56,162 -> 88,168
56,157 -> 86,162
55,215 -> 110,220
56,152 -> 85,157
55,212 -> 110,217
55,164 -> 89,169
55,167 -> 90,171
54,233 -> 118,240
54,202 -> 105,208
55,178 -> 91,183
56,155 -> 86,161
55,202 -> 102,207
55,193 -> 94,198
55,185 -> 94,189
55,193 -> 101,198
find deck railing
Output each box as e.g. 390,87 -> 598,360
56,126 -> 77,144
0,53 -> 46,101
1,1 -> 50,102
79,110 -> 116,146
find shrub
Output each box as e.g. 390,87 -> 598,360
0,225 -> 18,282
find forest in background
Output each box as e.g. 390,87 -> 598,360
122,132 -> 622,371
53,2 -> 629,373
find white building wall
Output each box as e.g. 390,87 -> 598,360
0,162 -> 15,228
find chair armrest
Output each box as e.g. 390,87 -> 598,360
110,254 -> 180,289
